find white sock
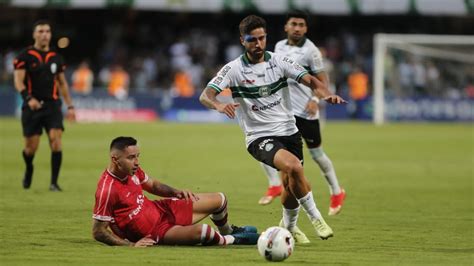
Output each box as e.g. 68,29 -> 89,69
260,162 -> 281,187
224,235 -> 235,244
200,224 -> 228,245
297,192 -> 322,221
282,206 -> 300,232
309,147 -> 341,195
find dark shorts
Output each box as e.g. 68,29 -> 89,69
21,101 -> 64,137
295,116 -> 322,148
247,132 -> 303,169
152,198 -> 194,243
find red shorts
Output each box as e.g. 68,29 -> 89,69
151,198 -> 193,243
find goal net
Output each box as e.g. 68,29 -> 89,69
373,34 -> 474,124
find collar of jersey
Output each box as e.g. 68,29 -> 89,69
107,169 -> 128,182
241,51 -> 272,65
286,36 -> 307,47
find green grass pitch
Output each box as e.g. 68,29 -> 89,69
0,118 -> 472,265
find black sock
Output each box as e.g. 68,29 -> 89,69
51,151 -> 62,185
22,150 -> 34,179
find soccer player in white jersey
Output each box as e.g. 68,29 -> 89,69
258,10 -> 346,219
200,15 -> 346,241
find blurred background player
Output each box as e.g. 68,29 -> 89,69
92,136 -> 259,247
13,20 -> 75,191
71,60 -> 94,95
200,15 -> 347,242
258,10 -> 346,219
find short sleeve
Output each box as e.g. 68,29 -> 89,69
278,55 -> 308,83
92,177 -> 115,222
13,51 -> 28,70
207,63 -> 233,93
135,167 -> 149,184
308,46 -> 324,74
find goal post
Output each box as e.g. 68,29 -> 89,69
372,34 -> 474,124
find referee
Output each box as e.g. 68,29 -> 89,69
13,20 -> 75,191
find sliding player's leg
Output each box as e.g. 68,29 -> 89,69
162,224 -> 229,245
191,193 -> 257,235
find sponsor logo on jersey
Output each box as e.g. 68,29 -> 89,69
50,63 -> 57,74
128,194 -> 145,220
214,65 -> 232,86
259,86 -> 271,97
265,143 -> 274,151
242,70 -> 253,74
259,138 -> 274,150
283,57 -> 294,64
266,61 -> 277,70
241,79 -> 255,84
251,98 -> 282,111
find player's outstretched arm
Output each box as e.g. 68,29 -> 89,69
199,87 -> 240,119
92,219 -> 156,247
304,72 -> 328,115
300,74 -> 347,104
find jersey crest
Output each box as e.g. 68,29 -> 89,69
50,63 -> 57,74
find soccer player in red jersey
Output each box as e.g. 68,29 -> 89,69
92,136 -> 258,247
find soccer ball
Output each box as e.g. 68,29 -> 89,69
257,226 -> 295,262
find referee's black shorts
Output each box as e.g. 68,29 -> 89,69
21,100 -> 64,137
247,132 -> 303,169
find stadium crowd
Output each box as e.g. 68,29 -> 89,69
0,10 -> 472,101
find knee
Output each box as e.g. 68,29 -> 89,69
50,138 -> 62,151
24,144 -> 38,155
214,192 -> 226,212
283,161 -> 304,177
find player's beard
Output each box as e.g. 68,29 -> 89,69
248,48 -> 264,61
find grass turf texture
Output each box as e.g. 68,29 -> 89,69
0,118 -> 472,265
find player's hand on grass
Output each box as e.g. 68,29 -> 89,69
216,102 -> 240,119
27,97 -> 42,110
323,95 -> 347,105
305,99 -> 319,116
133,235 -> 156,247
176,189 -> 199,202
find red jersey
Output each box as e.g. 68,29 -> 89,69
92,167 -> 161,242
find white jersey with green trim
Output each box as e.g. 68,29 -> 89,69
275,37 -> 325,120
207,51 -> 308,147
